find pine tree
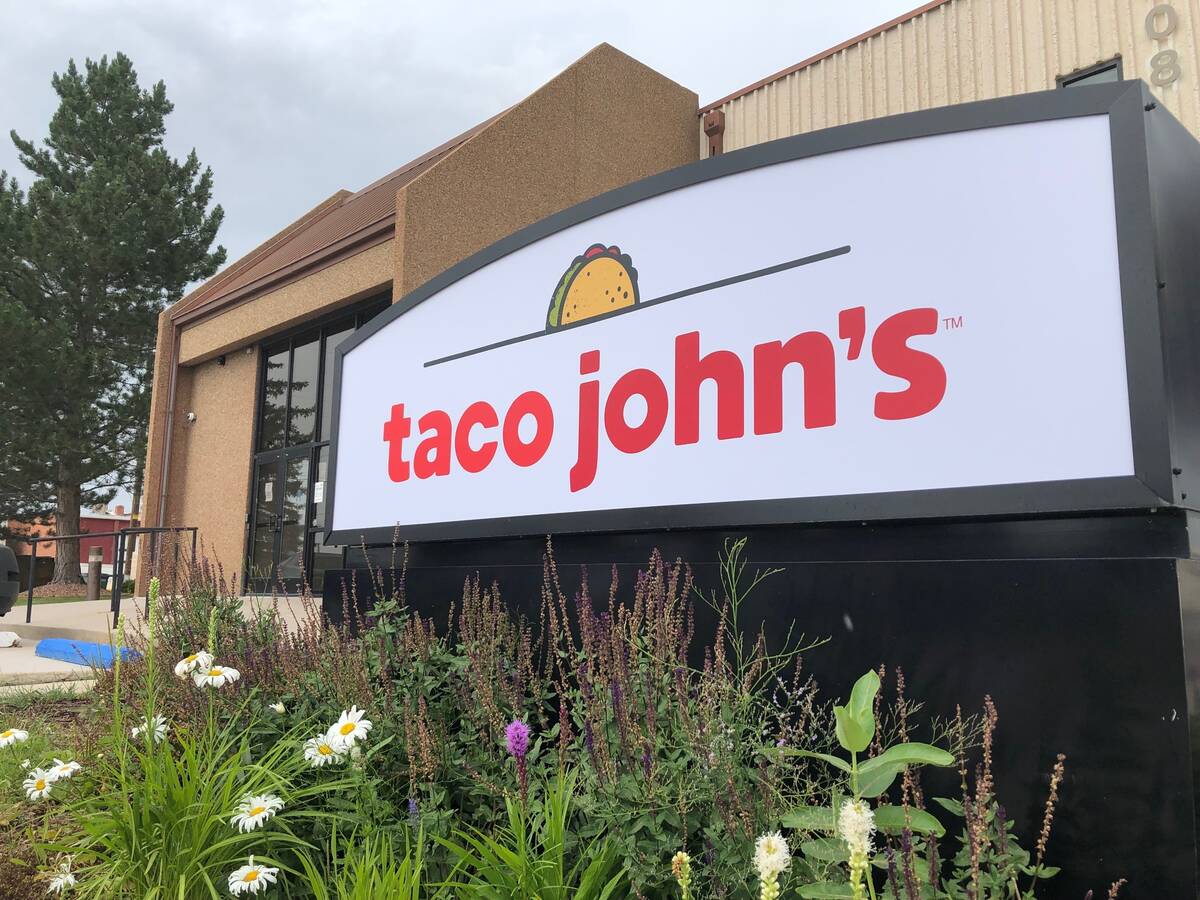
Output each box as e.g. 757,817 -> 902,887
0,53 -> 224,583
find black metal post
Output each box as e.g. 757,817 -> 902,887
25,538 -> 37,624
191,527 -> 198,565
111,531 -> 125,619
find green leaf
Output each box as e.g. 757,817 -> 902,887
932,796 -> 964,817
855,762 -> 903,798
834,705 -> 870,754
780,805 -> 835,832
835,671 -> 879,753
847,670 -> 880,724
777,748 -> 852,773
1020,864 -> 1061,879
797,883 -> 855,898
859,743 -> 955,775
801,838 -> 849,862
873,805 -> 946,837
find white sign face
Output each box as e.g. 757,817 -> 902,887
330,115 -> 1134,540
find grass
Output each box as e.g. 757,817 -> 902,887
0,686 -> 92,711
0,701 -> 93,900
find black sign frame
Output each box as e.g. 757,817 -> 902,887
326,81 -> 1183,547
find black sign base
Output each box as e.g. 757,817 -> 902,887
323,510 -> 1200,898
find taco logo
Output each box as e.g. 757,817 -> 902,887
546,244 -> 639,328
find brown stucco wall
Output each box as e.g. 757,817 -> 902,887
165,349 -> 259,583
395,43 -> 698,296
136,310 -> 176,592
177,240 -> 394,365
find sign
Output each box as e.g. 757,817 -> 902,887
328,85 -> 1173,545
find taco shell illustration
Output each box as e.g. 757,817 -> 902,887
546,244 -> 639,329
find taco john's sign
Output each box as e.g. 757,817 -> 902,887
382,242 -> 946,495
327,107 -> 1143,544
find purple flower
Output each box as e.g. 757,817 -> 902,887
407,797 -> 419,830
505,719 -> 531,759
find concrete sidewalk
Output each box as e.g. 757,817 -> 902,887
0,643 -> 94,688
0,593 -> 315,687
5,594 -> 313,640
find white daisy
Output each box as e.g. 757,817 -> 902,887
269,701 -> 286,714
130,713 -> 169,744
46,858 -> 76,893
303,735 -> 344,767
174,649 -> 213,679
48,759 -> 81,781
192,664 -> 241,689
753,830 -> 791,880
0,727 -> 29,747
46,859 -> 76,897
24,768 -> 54,800
230,793 -> 284,832
227,856 -> 279,895
327,705 -> 372,749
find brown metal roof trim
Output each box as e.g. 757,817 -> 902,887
172,112 -> 501,326
170,191 -> 350,319
698,0 -> 953,114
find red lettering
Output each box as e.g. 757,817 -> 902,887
504,391 -> 554,467
570,351 -> 601,492
413,410 -> 452,479
752,332 -> 836,434
674,331 -> 744,445
454,401 -> 498,474
872,308 -> 946,420
382,403 -> 411,482
839,306 -> 865,360
605,367 -> 669,454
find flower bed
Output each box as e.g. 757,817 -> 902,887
0,542 -> 1128,898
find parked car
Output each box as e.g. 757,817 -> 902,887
0,544 -> 18,617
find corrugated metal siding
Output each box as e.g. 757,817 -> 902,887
705,0 -> 1200,154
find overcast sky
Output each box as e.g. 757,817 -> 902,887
1,0 -> 916,268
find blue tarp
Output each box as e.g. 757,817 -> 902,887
35,638 -> 139,669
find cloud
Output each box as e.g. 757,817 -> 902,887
0,0 -> 913,266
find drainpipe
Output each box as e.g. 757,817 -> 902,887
155,326 -> 182,535
703,109 -> 726,157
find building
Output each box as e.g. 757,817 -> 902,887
140,1 -> 1200,593
701,0 -> 1200,155
138,45 -> 697,593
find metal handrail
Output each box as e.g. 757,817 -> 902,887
22,526 -> 198,623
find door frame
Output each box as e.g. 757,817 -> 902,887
247,447 -> 316,594
243,294 -> 390,595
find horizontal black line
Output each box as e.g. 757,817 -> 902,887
424,244 -> 851,367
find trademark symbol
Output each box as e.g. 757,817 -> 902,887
943,315 -> 964,330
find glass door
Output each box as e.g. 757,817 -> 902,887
248,458 -> 281,593
276,452 -> 310,589
247,450 -> 311,593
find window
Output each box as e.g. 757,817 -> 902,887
247,293 -> 390,593
1058,58 -> 1122,88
